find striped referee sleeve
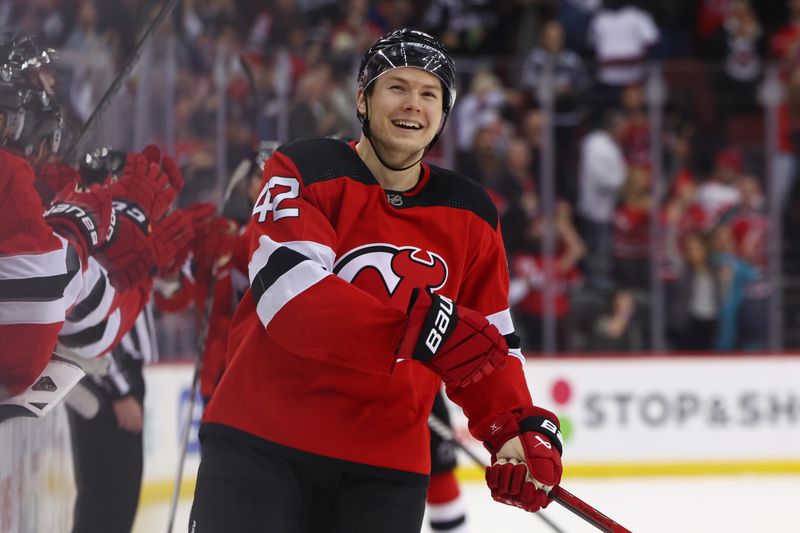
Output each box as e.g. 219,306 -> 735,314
248,235 -> 336,328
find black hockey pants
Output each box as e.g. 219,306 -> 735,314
189,433 -> 429,533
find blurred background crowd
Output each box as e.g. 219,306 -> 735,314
5,0 -> 800,356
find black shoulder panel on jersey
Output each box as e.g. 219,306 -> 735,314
277,138 -> 377,187
399,164 -> 498,230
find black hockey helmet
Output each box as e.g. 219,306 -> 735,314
357,29 -> 457,172
0,35 -> 30,143
358,28 -> 457,114
0,35 -> 63,164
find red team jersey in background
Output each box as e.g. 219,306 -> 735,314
202,138 -> 532,478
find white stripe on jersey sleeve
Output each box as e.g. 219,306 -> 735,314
486,308 -> 525,366
0,298 -> 65,325
248,235 -> 333,328
0,247 -> 67,279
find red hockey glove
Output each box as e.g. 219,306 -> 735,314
36,162 -> 82,206
142,144 -> 185,193
150,208 -> 197,277
192,214 -> 239,279
481,407 -> 563,513
395,289 -> 507,388
94,200 -> 156,290
43,184 -> 113,263
107,153 -> 175,222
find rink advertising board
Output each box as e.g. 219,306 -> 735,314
449,355 -> 800,478
141,356 -> 800,501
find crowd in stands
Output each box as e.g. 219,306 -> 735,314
6,0 -> 800,354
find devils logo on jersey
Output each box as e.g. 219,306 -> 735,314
333,244 -> 449,310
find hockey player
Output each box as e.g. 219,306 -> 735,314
189,29 -> 563,532
0,38 -> 112,404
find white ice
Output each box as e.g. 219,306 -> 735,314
134,474 -> 800,533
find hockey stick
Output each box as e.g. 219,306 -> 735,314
428,413 -> 568,533
548,486 -> 632,533
429,412 -> 633,533
63,0 -> 181,162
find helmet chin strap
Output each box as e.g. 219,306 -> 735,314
360,95 -> 444,174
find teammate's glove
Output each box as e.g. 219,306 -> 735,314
395,289 -> 507,388
107,153 -> 175,223
481,407 -> 563,513
94,200 -> 155,290
36,162 -> 82,206
191,214 -> 238,279
150,204 -> 214,277
142,144 -> 185,193
44,184 -> 113,263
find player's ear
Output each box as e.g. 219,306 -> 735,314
356,90 -> 367,117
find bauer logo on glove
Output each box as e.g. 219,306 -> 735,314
44,202 -> 100,246
419,294 -> 457,358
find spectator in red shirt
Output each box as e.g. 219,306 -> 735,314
509,202 -> 585,351
611,164 -> 652,291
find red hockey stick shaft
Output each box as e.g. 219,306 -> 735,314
549,486 -> 633,533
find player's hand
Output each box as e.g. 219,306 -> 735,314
107,153 -> 175,223
94,200 -> 155,290
481,406 -> 563,513
192,213 -> 238,279
150,209 -> 195,277
142,144 -> 185,193
396,289 -> 507,388
44,184 -> 113,263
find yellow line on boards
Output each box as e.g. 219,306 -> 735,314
140,461 -> 800,504
456,461 -> 800,481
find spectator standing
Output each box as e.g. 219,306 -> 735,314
509,203 -> 585,351
706,0 -> 764,118
708,223 -> 759,351
726,175 -> 770,349
576,110 -> 628,289
454,68 -> 514,156
611,164 -> 652,291
586,0 -> 659,107
667,231 -> 719,351
288,62 -> 352,140
695,148 -> 744,228
519,19 -> 590,201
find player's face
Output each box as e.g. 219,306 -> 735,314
358,67 -> 444,159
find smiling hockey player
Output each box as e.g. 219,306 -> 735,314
189,29 -> 564,532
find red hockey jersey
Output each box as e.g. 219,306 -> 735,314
0,150 -> 69,395
202,138 -> 532,476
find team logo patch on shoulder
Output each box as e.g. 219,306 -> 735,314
333,244 -> 449,308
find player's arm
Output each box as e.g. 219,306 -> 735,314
249,151 -> 507,384
443,217 -> 563,514
247,151 -> 406,374
58,257 -> 152,359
